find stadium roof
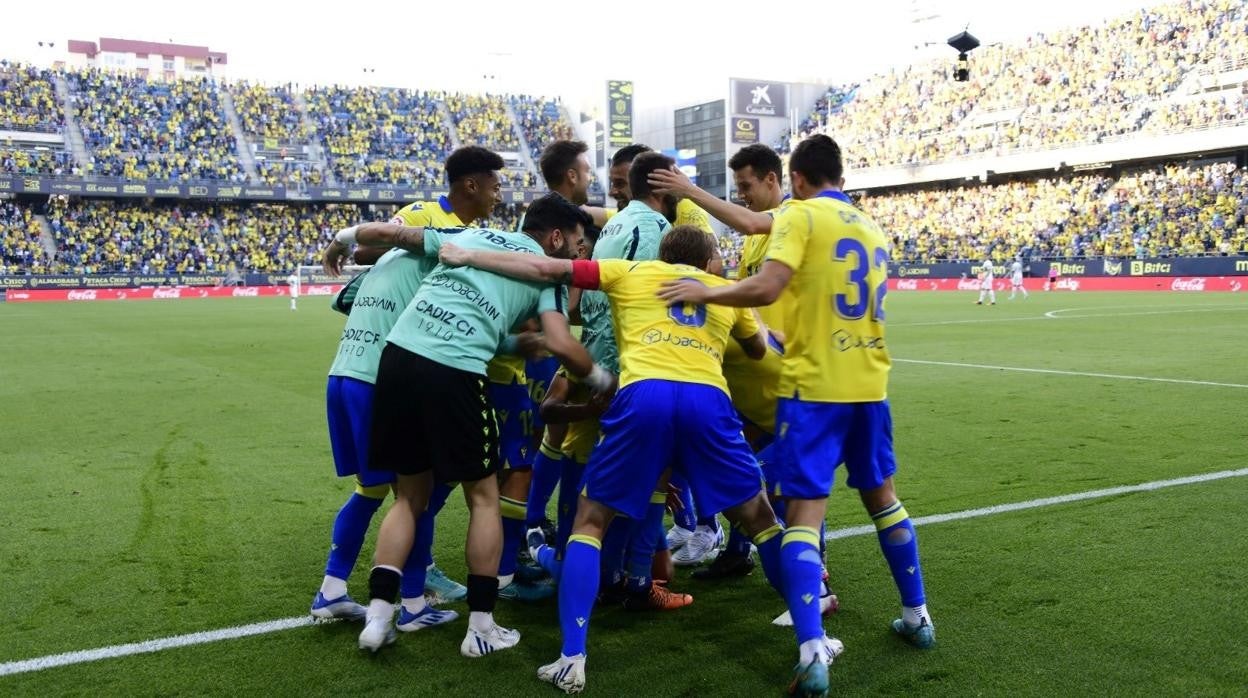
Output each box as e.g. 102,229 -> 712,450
68,37 -> 227,64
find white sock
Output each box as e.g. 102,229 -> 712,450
498,573 -> 515,588
469,610 -> 494,633
320,575 -> 348,600
401,596 -> 427,615
902,603 -> 930,627
366,599 -> 394,621
798,637 -> 827,666
1022,288 -> 1029,298
988,290 -> 996,303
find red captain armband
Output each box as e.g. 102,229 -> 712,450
571,259 -> 602,290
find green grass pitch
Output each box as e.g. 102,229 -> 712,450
2,290 -> 1247,696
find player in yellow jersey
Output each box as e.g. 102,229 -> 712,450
440,225 -> 837,694
660,135 -> 935,697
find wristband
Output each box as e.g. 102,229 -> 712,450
584,363 -> 613,392
334,226 -> 359,246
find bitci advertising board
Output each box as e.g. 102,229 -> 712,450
732,117 -> 760,144
731,79 -> 789,118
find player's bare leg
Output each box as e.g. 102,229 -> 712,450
360,472 -> 433,651
459,474 -> 521,656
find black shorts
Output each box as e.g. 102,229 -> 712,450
369,343 -> 501,483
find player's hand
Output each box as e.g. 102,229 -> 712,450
586,387 -> 614,416
647,166 -> 695,197
438,242 -> 473,267
657,278 -> 711,304
665,481 -> 685,515
323,241 -> 350,276
513,331 -> 547,360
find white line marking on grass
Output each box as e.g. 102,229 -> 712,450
5,468 -> 1248,678
894,358 -> 1248,389
824,467 -> 1248,541
890,304 -> 1247,327
0,617 -> 314,678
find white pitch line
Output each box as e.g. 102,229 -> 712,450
4,467 -> 1248,678
894,358 -> 1248,389
891,305 -> 1247,328
824,467 -> 1248,540
0,617 -> 314,678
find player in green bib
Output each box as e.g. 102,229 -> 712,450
326,193 -> 614,658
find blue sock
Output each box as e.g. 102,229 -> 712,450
537,544 -> 562,580
402,482 -> 454,599
526,448 -> 562,526
625,497 -> 665,592
696,513 -> 720,533
325,492 -> 383,580
500,495 -> 527,578
873,501 -> 926,607
556,459 -> 585,553
559,536 -> 601,656
753,523 -> 785,595
670,473 -> 697,531
417,482 -> 454,571
780,526 -> 825,645
600,517 -> 629,586
819,520 -> 827,562
726,524 -> 753,557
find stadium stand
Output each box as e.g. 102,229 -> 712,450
67,69 -> 245,181
0,199 -> 52,275
0,61 -> 64,133
511,95 -> 574,162
446,93 -> 520,151
1,146 -> 74,175
227,81 -> 311,145
785,0 -> 1248,168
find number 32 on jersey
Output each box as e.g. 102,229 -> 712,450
834,238 -> 888,323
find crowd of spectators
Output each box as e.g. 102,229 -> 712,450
45,198 -> 229,274
511,95 -> 574,162
776,85 -> 858,154
791,0 -> 1247,168
254,158 -> 326,188
0,200 -> 53,274
446,94 -> 520,151
1,146 -> 74,175
1144,93 -> 1248,133
858,161 -> 1248,261
0,62 -> 63,133
68,69 -> 244,182
215,203 -> 363,271
228,82 -> 311,144
305,85 -> 452,188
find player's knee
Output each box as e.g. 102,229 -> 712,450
572,497 -> 613,538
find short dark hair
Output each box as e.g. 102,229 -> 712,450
539,140 -> 588,188
522,192 -> 592,236
583,223 -> 601,246
628,151 -> 675,201
445,145 -> 504,184
659,225 -> 713,269
728,144 -> 783,182
610,143 -> 652,168
788,134 -> 843,187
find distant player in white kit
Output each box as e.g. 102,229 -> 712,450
976,259 -> 996,305
1008,258 -> 1028,300
287,272 -> 299,311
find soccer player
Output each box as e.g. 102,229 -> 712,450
312,146 -> 504,623
582,150 -> 695,610
333,194 -> 610,657
439,225 -> 833,694
659,134 -> 935,696
287,271 -> 299,311
510,140 -> 598,590
977,259 -> 997,305
1008,257 -> 1029,300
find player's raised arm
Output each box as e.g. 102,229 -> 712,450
539,372 -> 611,425
438,243 -> 574,284
322,223 -> 427,275
648,166 -> 773,235
538,309 -> 613,395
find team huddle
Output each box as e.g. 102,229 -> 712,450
312,136 -> 934,696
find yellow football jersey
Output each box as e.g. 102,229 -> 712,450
555,368 -> 600,464
721,336 -> 783,433
766,192 -> 891,403
584,259 -> 759,394
674,199 -> 713,233
389,196 -> 464,228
